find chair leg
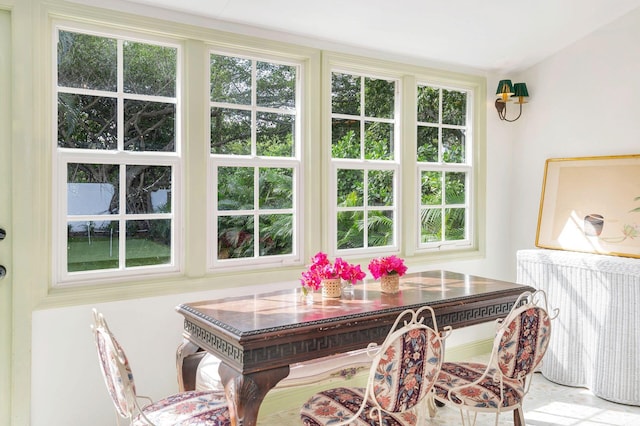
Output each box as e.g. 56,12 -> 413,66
513,407 -> 525,426
427,394 -> 437,418
460,409 -> 477,426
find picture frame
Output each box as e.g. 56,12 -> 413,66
536,154 -> 640,259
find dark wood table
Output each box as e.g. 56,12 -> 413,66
175,270 -> 534,426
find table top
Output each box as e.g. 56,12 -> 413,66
177,270 -> 531,339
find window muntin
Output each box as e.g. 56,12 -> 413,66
209,52 -> 300,266
56,28 -> 179,283
417,84 -> 472,249
331,71 -> 399,253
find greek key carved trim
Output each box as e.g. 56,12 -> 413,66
184,319 -> 244,364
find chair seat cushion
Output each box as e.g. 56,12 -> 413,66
300,387 -> 417,426
433,362 -> 525,409
134,390 -> 230,426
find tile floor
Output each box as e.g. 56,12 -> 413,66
262,372 -> 640,425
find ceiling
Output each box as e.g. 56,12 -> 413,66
87,0 -> 640,73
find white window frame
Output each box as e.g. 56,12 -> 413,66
53,22 -> 183,286
207,48 -> 304,271
324,54 -> 482,260
46,9 -> 482,296
328,66 -> 402,257
415,81 -> 474,252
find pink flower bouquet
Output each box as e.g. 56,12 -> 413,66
367,255 -> 407,279
300,252 -> 366,294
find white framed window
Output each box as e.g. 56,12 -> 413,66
48,10 -> 482,294
416,83 -> 473,250
208,50 -> 303,269
54,25 -> 181,285
329,69 -> 401,255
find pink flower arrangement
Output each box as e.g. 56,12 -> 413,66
300,252 -> 366,293
367,255 -> 407,279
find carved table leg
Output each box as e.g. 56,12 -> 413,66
176,339 -> 204,392
219,362 -> 290,426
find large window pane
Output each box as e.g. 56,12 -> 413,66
256,61 -> 295,109
332,118 -> 360,159
123,41 -> 176,97
67,220 -> 119,272
57,31 -> 116,91
442,89 -> 467,126
68,163 -> 119,214
364,121 -> 393,160
442,128 -> 465,163
445,172 -> 466,204
445,208 -> 465,241
211,108 -> 251,155
256,112 -> 295,157
337,211 -> 364,249
124,100 -> 175,152
365,77 -> 394,119
217,215 -> 254,259
218,167 -> 254,210
367,210 -> 393,247
259,167 -> 293,209
332,72 -> 360,115
417,125 -> 438,162
210,54 -> 251,104
58,94 -> 117,150
337,169 -> 364,206
368,170 -> 393,206
421,171 -> 442,205
421,209 -> 441,243
126,165 -> 172,214
259,214 -> 292,256
417,86 -> 439,123
125,219 -> 171,267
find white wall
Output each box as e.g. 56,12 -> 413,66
31,3 -> 640,426
506,6 -> 640,278
31,282 -> 294,425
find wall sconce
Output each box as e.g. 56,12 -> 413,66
495,79 -> 529,122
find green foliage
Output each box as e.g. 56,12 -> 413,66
123,41 -> 176,97
364,77 -> 394,118
420,171 -> 466,243
217,215 -> 254,259
416,86 -> 469,244
210,54 -> 297,259
442,89 -> 467,126
58,31 -> 117,91
332,72 -> 360,115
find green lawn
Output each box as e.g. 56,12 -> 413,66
68,236 -> 170,271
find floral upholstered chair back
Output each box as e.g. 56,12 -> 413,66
495,293 -> 552,382
368,305 -> 448,416
371,325 -> 443,413
91,309 -> 138,420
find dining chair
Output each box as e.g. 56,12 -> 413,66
300,305 -> 451,426
430,289 -> 558,426
91,309 -> 231,425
